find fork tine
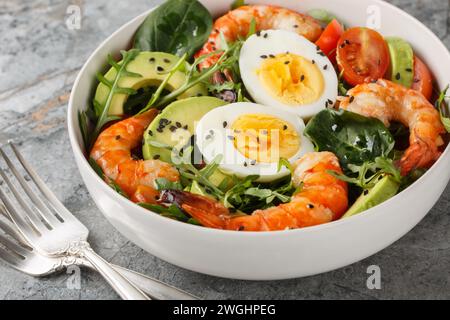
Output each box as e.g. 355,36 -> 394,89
0,232 -> 30,258
0,168 -> 49,233
0,186 -> 40,245
0,242 -> 24,267
9,143 -> 76,223
0,208 -> 32,247
0,147 -> 61,226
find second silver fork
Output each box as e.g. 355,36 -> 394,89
0,142 -> 150,300
0,207 -> 198,300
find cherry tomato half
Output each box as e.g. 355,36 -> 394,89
337,27 -> 390,86
316,19 -> 344,64
411,56 -> 433,100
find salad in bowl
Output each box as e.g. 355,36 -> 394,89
69,0 -> 450,279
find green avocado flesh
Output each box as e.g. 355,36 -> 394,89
343,175 -> 400,218
143,96 -> 227,164
386,37 -> 414,88
94,52 -> 207,116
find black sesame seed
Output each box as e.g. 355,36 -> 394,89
223,121 -> 228,128
153,155 -> 161,160
316,45 -> 321,51
312,59 -> 316,64
284,61 -> 290,65
300,75 -> 305,82
327,99 -> 334,105
405,68 -> 412,72
264,33 -> 268,38
323,64 -> 328,70
256,31 -> 261,37
170,126 -> 177,132
115,135 -> 121,140
149,57 -> 155,63
163,58 -> 171,63
395,72 -> 401,80
345,39 -> 350,45
293,24 -> 299,28
157,66 -> 164,72
184,125 -> 189,130
157,128 -> 164,133
364,190 -> 369,196
239,226 -> 245,231
307,204 -> 315,209
260,55 -> 268,59
269,54 -> 275,58
176,122 -> 182,128
349,96 -> 355,103
283,125 -> 288,130
244,162 -> 248,167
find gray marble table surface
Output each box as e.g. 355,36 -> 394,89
0,0 -> 449,300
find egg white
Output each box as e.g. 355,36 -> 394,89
195,102 -> 315,183
239,29 -> 338,119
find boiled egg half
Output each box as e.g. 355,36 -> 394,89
196,103 -> 315,182
240,30 -> 338,118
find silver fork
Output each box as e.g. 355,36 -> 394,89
0,142 -> 150,300
0,209 -> 198,300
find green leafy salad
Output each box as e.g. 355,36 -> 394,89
78,0 -> 450,231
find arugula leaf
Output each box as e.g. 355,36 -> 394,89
305,109 -> 395,171
134,0 -> 213,59
435,85 -> 450,133
138,203 -> 191,222
328,157 -> 402,189
154,178 -> 183,191
231,0 -> 246,10
82,49 -> 141,152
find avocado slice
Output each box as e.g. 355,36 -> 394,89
94,52 -> 207,116
386,37 -> 414,88
343,175 -> 400,218
143,96 -> 227,163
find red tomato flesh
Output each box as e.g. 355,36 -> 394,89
411,56 -> 433,100
316,19 -> 344,64
337,27 -> 390,86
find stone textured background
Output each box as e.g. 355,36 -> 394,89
0,0 -> 449,300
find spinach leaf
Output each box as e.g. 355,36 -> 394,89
304,109 -> 395,171
134,0 -> 213,59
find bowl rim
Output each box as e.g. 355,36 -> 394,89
67,0 -> 450,238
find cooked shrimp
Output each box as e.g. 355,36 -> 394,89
90,110 -> 180,204
161,152 -> 348,232
339,79 -> 445,176
195,5 -> 322,70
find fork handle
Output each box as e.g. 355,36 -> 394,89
80,247 -> 151,300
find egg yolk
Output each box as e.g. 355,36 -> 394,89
231,114 -> 300,163
257,53 -> 324,106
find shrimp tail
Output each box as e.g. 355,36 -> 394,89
399,137 -> 441,176
160,190 -> 230,229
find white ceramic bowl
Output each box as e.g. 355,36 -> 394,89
68,0 -> 450,280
